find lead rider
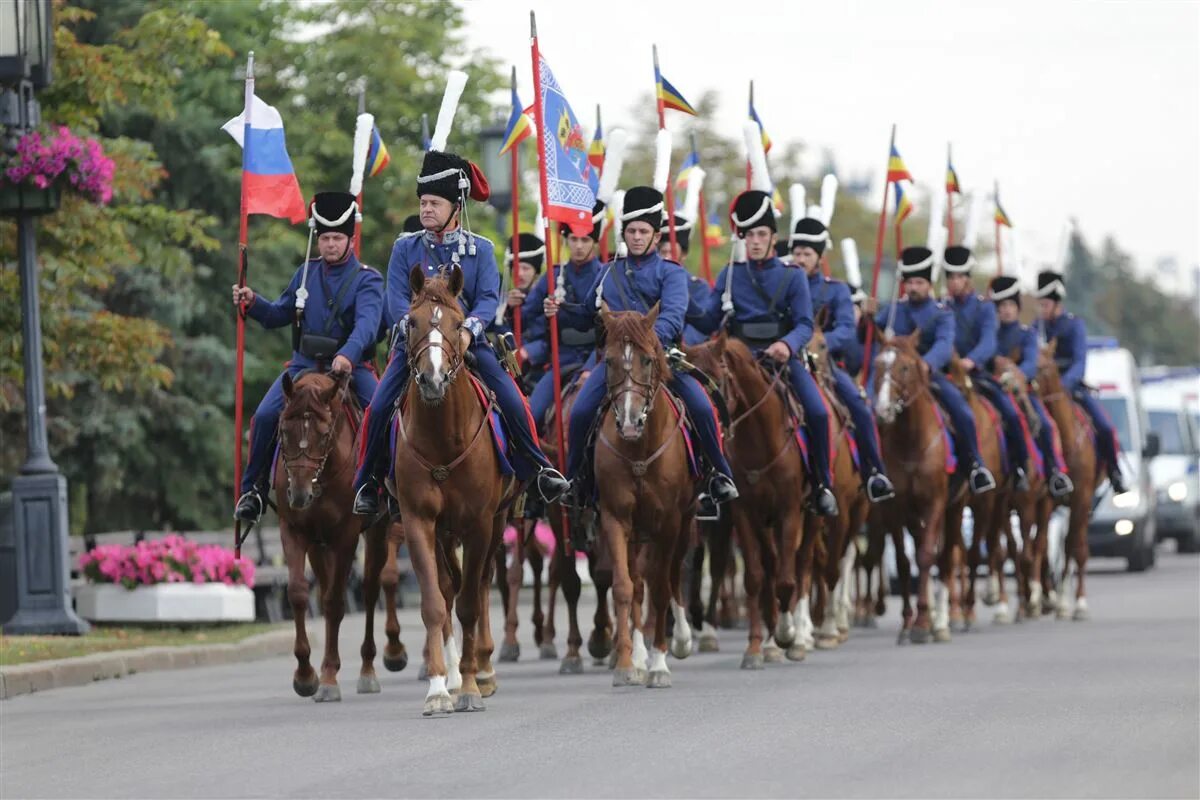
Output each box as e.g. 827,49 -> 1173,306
352,150 -> 570,516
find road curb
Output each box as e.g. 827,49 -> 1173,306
0,627 -> 295,700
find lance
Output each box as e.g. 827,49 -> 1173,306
946,142 -> 955,246
745,80 -> 754,190
508,66 -> 524,349
591,105 -> 610,262
652,45 -> 680,261
994,179 -> 1004,275
819,174 -> 838,277
529,11 -> 572,553
233,51 -> 254,558
420,112 -> 430,151
350,81 -> 369,259
691,132 -> 714,285
859,123 -> 896,388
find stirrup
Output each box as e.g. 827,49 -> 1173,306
811,485 -> 839,517
536,466 -> 571,504
1015,467 -> 1031,492
1048,471 -> 1073,498
353,480 -> 381,516
233,489 -> 264,523
696,494 -> 720,521
707,473 -> 739,504
866,472 -> 895,504
969,464 -> 997,494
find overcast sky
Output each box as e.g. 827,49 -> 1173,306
461,0 -> 1199,293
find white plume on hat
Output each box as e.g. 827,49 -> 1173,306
961,191 -> 983,250
612,189 -> 627,258
653,129 -> 673,193
788,183 -> 807,236
841,238 -> 862,287
819,174 -> 838,227
596,128 -> 628,204
349,112 -> 374,197
742,120 -> 772,193
429,70 -> 468,152
1055,218 -> 1074,274
681,166 -> 706,225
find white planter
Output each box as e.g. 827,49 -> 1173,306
75,583 -> 255,623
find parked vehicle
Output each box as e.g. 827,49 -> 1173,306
1140,369 -> 1200,553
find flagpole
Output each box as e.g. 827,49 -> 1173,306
859,123 -> 895,388
945,142 -> 954,247
691,132 -> 714,286
745,80 -> 754,190
420,113 -> 430,151
529,12 -> 572,553
596,104 -> 610,263
508,66 -> 524,349
652,45 -> 680,261
994,180 -> 1004,275
354,84 -> 366,258
233,51 -> 254,558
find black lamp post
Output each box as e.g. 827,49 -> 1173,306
478,116 -> 512,238
1,0 -> 88,634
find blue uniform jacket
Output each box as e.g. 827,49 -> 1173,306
1040,312 -> 1088,390
807,273 -> 856,357
947,292 -> 997,365
684,274 -> 713,346
521,257 -> 604,367
246,252 -> 384,367
586,250 -> 689,348
996,320 -> 1039,381
384,229 -> 500,342
702,257 -> 813,356
876,297 -> 955,371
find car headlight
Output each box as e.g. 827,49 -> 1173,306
1115,519 -> 1135,536
1167,481 -> 1188,502
1112,490 -> 1140,508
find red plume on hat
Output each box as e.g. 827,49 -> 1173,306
467,161 -> 490,202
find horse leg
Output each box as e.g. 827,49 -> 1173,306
310,541 -> 349,702
1070,498 -> 1090,621
890,512 -> 914,643
937,503 -> 963,641
556,521 -> 585,674
543,526 -> 561,659
735,505 -> 766,670
629,548 -> 648,678
528,535 -> 551,657
646,528 -> 677,688
604,514 -> 641,686
686,530 -> 706,632
282,527 -> 318,698
475,514 -> 505,699
451,513 -> 493,713
790,515 -> 821,661
380,523 -> 408,673
357,522 -> 384,694
700,519 -> 731,651
406,518 -> 452,716
499,521 -> 524,662
994,508 -> 1018,624
667,515 -> 694,661
773,504 -> 802,650
588,542 -> 615,664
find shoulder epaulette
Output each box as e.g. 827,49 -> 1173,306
395,230 -> 422,243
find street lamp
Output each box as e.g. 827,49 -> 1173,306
1,0 -> 88,634
478,117 -> 512,224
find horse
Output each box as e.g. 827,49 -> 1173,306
1029,343 -> 1097,620
685,331 -> 806,668
391,265 -> 519,715
684,515 -> 737,653
495,513 -> 550,663
273,370 -> 405,701
595,305 -> 697,687
870,332 -> 954,643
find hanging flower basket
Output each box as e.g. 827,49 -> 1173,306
0,126 -> 114,216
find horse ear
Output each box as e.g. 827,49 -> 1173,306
645,301 -> 661,328
282,372 -> 295,400
409,265 -> 425,296
324,370 -> 350,406
448,263 -> 464,297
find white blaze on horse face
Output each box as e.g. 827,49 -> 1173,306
875,348 -> 897,419
619,342 -> 637,436
428,305 -> 444,379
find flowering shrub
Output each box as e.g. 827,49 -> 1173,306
79,536 -> 256,589
1,126 -> 115,204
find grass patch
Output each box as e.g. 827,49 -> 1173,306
0,622 -> 285,666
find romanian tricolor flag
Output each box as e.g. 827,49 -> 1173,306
945,160 -> 961,195
498,83 -> 534,156
704,212 -> 727,247
894,182 -> 914,224
674,149 -> 699,201
772,186 -> 784,215
750,102 -> 772,153
587,116 -> 605,172
994,197 -> 1013,228
366,126 -> 390,177
657,74 -> 697,116
886,145 -> 912,183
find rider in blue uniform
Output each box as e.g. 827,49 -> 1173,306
657,214 -> 712,346
352,150 -> 570,516
988,275 -> 1074,498
519,203 -> 606,427
1035,268 -> 1127,493
549,186 -> 739,514
942,245 -> 1031,490
491,232 -> 546,392
790,217 -> 895,503
233,191 -> 384,521
696,192 -> 839,516
876,246 -> 997,494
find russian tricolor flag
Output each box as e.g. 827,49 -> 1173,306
222,95 -> 306,224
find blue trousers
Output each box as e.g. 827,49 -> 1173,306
565,364 -> 732,480
830,366 -> 886,477
242,365 -> 377,494
930,371 -> 984,466
1029,394 -> 1067,474
527,357 -> 587,428
1072,388 -> 1121,474
784,358 -> 834,487
974,373 -> 1030,475
354,343 -> 550,486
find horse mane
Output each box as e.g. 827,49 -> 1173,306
602,310 -> 670,377
411,275 -> 463,319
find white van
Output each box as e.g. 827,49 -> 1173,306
1084,340 -> 1159,571
1140,369 -> 1200,553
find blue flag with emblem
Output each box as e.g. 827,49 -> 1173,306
537,54 -> 596,228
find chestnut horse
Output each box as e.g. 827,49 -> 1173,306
870,333 -> 954,643
392,266 -> 518,715
1029,344 -> 1097,620
685,332 -> 806,668
596,306 -> 697,688
274,371 -> 405,701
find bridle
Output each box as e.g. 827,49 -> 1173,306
722,352 -> 785,440
874,345 -> 931,421
278,393 -> 343,498
406,302 -> 466,388
606,335 -> 663,436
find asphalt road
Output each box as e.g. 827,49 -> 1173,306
3,548 -> 1197,799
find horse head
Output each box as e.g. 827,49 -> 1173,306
407,265 -> 467,404
599,303 -> 669,441
279,370 -> 350,510
685,330 -> 757,419
1036,339 -> 1062,398
806,327 -> 834,386
994,354 -> 1041,438
871,332 -> 929,425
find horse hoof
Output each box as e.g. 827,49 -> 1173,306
763,643 -> 784,664
499,642 -> 520,663
539,643 -> 559,661
587,631 -> 613,660
606,650 -> 618,670
1073,607 -> 1090,622
646,670 -> 672,689
477,673 -> 497,697
293,676 -> 319,698
356,675 -> 381,694
454,692 -> 486,712
422,693 -> 454,717
982,593 -> 999,607
909,627 -> 930,645
950,620 -> 970,634
698,630 -> 720,653
863,614 -> 878,629
774,623 -> 796,648
417,662 -> 429,681
740,653 -> 765,670
933,628 -> 952,643
670,637 -> 692,660
559,655 -> 584,675
1056,607 -> 1072,621
785,643 -> 807,662
837,629 -> 850,643
382,646 -> 408,673
313,683 -> 342,703
814,636 -> 839,651
993,611 -> 1011,625
612,667 -> 644,687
